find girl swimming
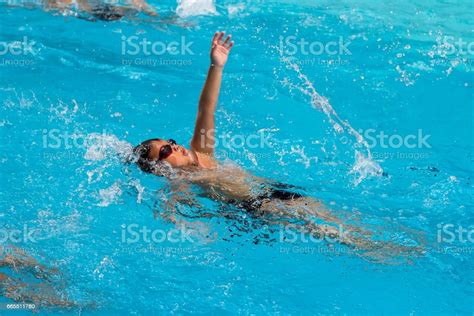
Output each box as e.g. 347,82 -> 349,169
132,32 -> 423,262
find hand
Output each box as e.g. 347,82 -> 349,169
210,32 -> 234,67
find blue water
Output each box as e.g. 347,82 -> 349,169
1,0 -> 473,314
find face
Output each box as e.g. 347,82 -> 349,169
147,139 -> 195,168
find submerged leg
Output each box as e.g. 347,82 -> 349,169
259,198 -> 425,263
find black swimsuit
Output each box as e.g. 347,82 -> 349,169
232,182 -> 305,215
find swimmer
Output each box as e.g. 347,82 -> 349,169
43,0 -> 158,21
132,32 -> 424,263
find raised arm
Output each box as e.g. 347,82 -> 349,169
190,32 -> 234,156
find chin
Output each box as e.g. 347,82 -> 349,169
167,157 -> 193,168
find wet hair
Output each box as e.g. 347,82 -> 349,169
133,138 -> 163,174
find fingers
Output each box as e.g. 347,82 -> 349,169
212,31 -> 235,50
211,31 -> 219,44
223,34 -> 231,45
223,34 -> 234,50
216,31 -> 225,43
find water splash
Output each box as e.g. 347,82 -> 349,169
350,151 -> 384,186
1,88 -> 39,109
84,133 -> 132,162
83,133 -> 133,184
176,0 -> 217,18
47,99 -> 82,124
279,55 -> 383,185
98,182 -> 123,207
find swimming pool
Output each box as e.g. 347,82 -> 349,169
1,0 -> 473,314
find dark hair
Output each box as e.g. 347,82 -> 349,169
133,138 -> 163,174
